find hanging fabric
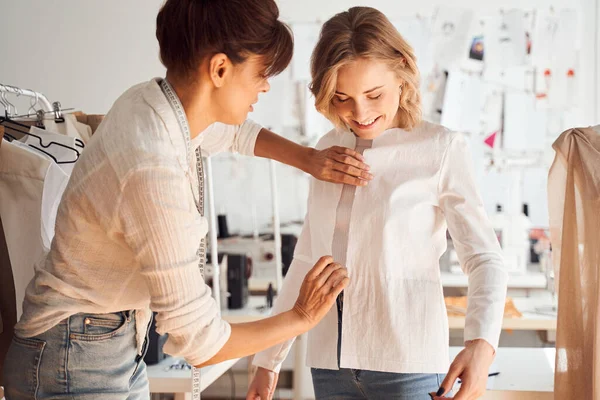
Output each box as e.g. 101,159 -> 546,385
0,140 -> 70,318
548,126 -> 600,399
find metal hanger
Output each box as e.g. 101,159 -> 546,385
0,92 -> 14,117
0,116 -> 80,164
8,108 -> 84,149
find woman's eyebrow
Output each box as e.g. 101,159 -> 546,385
335,85 -> 384,96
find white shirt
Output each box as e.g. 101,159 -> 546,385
254,121 -> 508,374
24,126 -> 81,175
16,79 -> 262,366
0,140 -> 69,319
42,114 -> 93,145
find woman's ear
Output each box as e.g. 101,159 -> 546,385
208,53 -> 232,88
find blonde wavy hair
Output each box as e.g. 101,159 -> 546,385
309,6 -> 422,130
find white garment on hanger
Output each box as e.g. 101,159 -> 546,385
21,126 -> 80,175
43,114 -> 92,144
0,140 -> 69,319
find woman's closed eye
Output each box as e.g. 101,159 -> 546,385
368,93 -> 382,100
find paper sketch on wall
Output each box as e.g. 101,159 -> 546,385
530,9 -> 579,109
440,68 -> 484,134
531,9 -> 578,70
430,7 -> 474,70
503,91 -> 548,152
482,10 -> 527,68
291,22 -> 321,82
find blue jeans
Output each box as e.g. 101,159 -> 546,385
311,368 -> 444,400
3,311 -> 151,399
311,299 -> 445,399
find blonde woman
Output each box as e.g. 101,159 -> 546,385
246,6 -> 507,400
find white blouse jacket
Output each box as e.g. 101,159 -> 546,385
254,121 -> 508,374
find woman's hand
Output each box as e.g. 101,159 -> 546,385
305,146 -> 373,186
292,256 -> 349,328
430,340 -> 495,400
246,367 -> 279,400
254,128 -> 372,186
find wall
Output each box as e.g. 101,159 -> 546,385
0,0 -> 166,114
1,0 -> 598,233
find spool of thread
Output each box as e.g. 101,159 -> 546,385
217,214 -> 230,238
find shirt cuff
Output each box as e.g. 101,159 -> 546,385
253,352 -> 285,373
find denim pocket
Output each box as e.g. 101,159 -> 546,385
69,312 -> 129,342
4,336 -> 46,399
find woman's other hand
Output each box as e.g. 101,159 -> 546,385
246,367 -> 279,400
430,339 -> 495,400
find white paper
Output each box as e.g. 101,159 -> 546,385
553,9 -> 578,69
480,84 -> 504,137
291,22 -> 321,82
530,9 -> 557,68
483,10 -> 527,68
503,91 -> 548,151
532,9 -> 578,70
430,7 -> 474,69
440,69 -> 484,134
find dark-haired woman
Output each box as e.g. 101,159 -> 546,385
2,1 -> 371,398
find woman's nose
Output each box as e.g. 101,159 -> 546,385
352,101 -> 370,121
260,79 -> 271,93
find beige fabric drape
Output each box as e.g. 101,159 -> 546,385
548,126 -> 600,399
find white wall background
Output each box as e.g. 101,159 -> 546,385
0,0 -> 166,114
1,0 -> 598,233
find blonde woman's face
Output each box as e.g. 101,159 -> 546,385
333,57 -> 403,139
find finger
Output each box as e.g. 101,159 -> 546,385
306,256 -> 334,280
245,390 -> 257,400
331,160 -> 374,180
329,276 -> 349,297
316,263 -> 343,286
261,388 -> 272,400
328,171 -> 369,186
438,363 -> 462,397
324,268 -> 348,290
330,151 -> 370,171
331,146 -> 366,163
450,385 -> 471,400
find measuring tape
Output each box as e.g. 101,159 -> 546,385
160,78 -> 206,400
191,145 -> 207,400
192,366 -> 202,400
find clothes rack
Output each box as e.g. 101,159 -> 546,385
0,84 -> 53,113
